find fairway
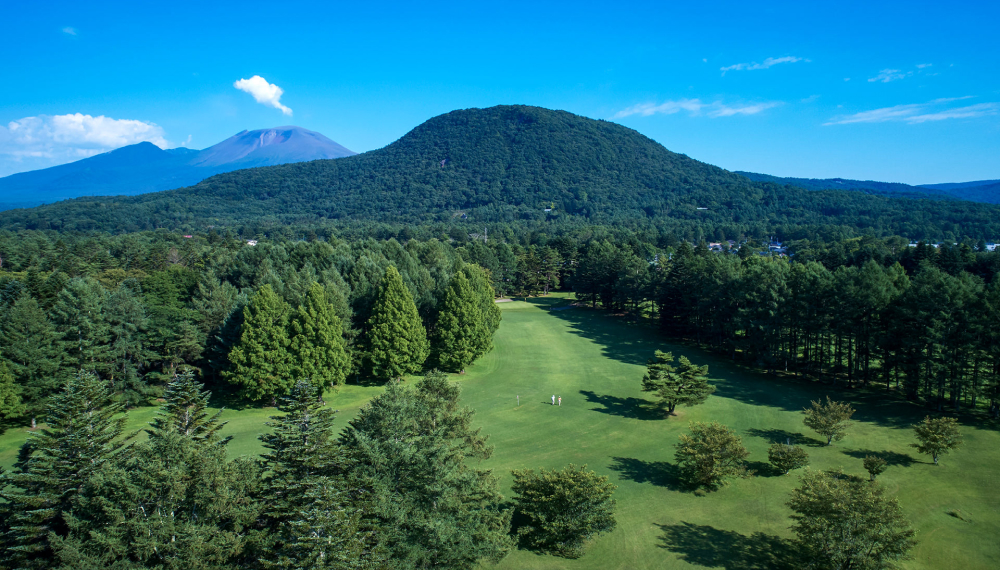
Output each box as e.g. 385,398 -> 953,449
2,293 -> 998,569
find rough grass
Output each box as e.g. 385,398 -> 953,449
2,292 -> 998,569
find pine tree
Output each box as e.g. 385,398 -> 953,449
433,270 -> 481,372
225,284 -> 294,403
0,371 -> 129,569
148,371 -> 228,445
366,266 -> 428,381
0,292 -> 62,418
0,360 -> 25,422
257,381 -> 371,569
340,371 -> 513,568
289,282 -> 352,394
51,277 -> 110,374
104,280 -> 154,407
641,351 -> 715,415
51,377 -> 261,569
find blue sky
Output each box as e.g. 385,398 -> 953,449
1,0 -> 998,183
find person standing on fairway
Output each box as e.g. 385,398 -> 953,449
558,397 -> 562,406
552,395 -> 555,405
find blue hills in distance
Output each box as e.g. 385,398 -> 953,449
736,171 -> 1000,204
0,126 -> 355,210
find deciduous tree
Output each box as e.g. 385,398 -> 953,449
788,469 -> 916,570
911,416 -> 962,465
510,464 -> 617,558
768,443 -> 809,475
803,397 -> 856,445
674,421 -> 751,490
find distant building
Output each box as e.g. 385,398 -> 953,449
246,240 -> 258,246
183,235 -> 193,238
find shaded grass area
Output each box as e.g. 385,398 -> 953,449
2,292 -> 998,570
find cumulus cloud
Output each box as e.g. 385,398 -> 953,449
720,56 -> 807,74
614,99 -> 781,119
0,114 -> 169,173
233,75 -> 292,115
825,97 -> 998,125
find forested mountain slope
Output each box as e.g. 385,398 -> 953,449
4,105 -> 1000,239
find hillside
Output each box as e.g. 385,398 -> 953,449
735,171 -> 953,200
4,105 -> 1000,239
0,126 -> 355,209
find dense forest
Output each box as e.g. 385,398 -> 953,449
4,106 -> 1000,241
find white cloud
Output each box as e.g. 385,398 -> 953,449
233,75 -> 292,115
825,97 -> 998,125
614,99 -> 780,119
720,56 -> 807,74
868,69 -> 911,83
0,113 -> 170,172
62,27 -> 77,35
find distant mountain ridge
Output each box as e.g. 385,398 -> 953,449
5,105 -> 1000,241
736,171 -> 1000,204
0,126 -> 355,209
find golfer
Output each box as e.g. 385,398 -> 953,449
558,397 -> 562,406
551,395 -> 555,405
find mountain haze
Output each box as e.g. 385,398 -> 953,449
738,171 -> 1000,204
0,126 -> 354,209
4,105 -> 1000,239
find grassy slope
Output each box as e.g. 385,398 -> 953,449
2,294 -> 997,569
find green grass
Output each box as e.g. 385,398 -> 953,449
2,292 -> 998,569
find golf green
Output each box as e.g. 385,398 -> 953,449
1,293 -> 997,569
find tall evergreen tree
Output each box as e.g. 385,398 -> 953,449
0,292 -> 62,419
465,265 -> 502,358
0,360 -> 25,422
340,371 -> 513,569
104,280 -> 155,407
289,282 -> 352,394
225,284 -> 294,403
366,266 -> 428,381
257,381 -> 371,569
148,371 -> 228,445
52,377 -> 260,569
434,271 -> 481,372
0,371 -> 129,569
51,277 -> 110,374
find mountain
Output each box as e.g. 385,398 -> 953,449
0,126 -> 355,209
735,172 -> 955,200
737,172 -> 1000,205
919,179 -> 1000,203
4,105 -> 1000,240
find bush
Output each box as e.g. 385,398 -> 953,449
510,464 -> 617,558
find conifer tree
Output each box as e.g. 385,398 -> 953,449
148,370 -> 228,445
641,351 -> 715,415
225,284 -> 294,403
0,371 -> 129,569
434,270 -> 481,372
366,266 -> 428,381
465,264 -> 502,357
0,360 -> 25,422
104,280 -> 154,407
51,277 -> 110,373
0,292 -> 62,418
289,282 -> 352,394
52,376 -> 260,569
257,381 -> 371,569
340,371 -> 513,568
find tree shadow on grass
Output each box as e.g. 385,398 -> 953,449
745,428 -> 825,447
746,460 -> 779,478
657,522 -> 802,570
609,457 -> 685,490
579,390 -> 664,421
842,449 -> 917,466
